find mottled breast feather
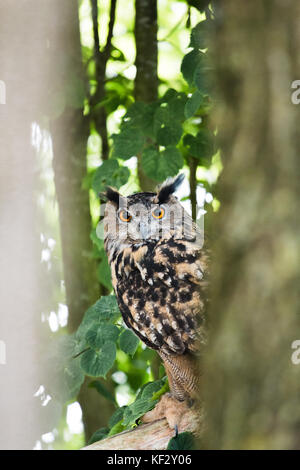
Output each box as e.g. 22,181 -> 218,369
109,237 -> 209,356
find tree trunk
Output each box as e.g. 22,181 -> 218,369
203,0 -> 300,449
0,0 -> 53,449
134,0 -> 158,191
49,1 -> 115,443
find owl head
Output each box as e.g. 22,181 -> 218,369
100,174 -> 198,252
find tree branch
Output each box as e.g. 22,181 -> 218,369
82,408 -> 202,450
90,0 -> 100,61
89,0 -> 118,160
103,0 -> 117,61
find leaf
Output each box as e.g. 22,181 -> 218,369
76,295 -> 121,342
167,92 -> 187,120
121,378 -> 167,427
167,431 -> 195,450
189,21 -> 209,49
80,341 -> 116,377
186,0 -> 210,12
181,50 -> 203,86
193,57 -> 214,94
119,329 -> 140,356
184,90 -> 205,118
98,256 -> 112,290
122,398 -> 158,427
90,229 -> 104,252
112,127 -> 144,159
108,406 -> 127,429
43,334 -> 85,403
89,380 -> 117,405
141,146 -> 184,182
87,427 -> 109,445
183,129 -> 215,161
156,123 -> 183,146
140,377 -> 167,400
107,420 -> 126,437
92,159 -> 129,193
86,324 -> 120,349
123,102 -> 158,137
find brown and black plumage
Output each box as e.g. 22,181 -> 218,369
102,174 -> 209,428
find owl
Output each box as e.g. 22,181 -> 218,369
101,174 -> 209,431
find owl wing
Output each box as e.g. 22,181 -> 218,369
113,237 -> 208,357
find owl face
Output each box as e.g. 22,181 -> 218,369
101,175 -> 197,251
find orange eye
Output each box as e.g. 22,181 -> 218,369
152,206 -> 165,219
118,209 -> 132,222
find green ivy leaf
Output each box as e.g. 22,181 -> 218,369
167,431 -> 195,450
123,102 -> 158,137
141,146 -> 184,182
184,90 -> 205,118
92,159 -> 130,193
194,58 -> 214,95
43,334 -> 85,403
80,341 -> 116,377
86,324 -> 120,349
189,21 -> 209,49
167,92 -> 187,120
119,329 -> 140,356
181,50 -> 203,86
156,123 -> 183,146
122,398 -> 158,427
76,295 -> 121,341
108,406 -> 127,429
98,255 -> 112,291
112,128 -> 144,159
183,129 -> 215,161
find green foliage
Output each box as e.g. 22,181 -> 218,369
80,341 -> 117,378
167,431 -> 196,450
108,19 -> 217,184
92,159 -> 130,193
121,377 -> 168,427
119,329 -> 140,356
43,334 -> 85,404
141,146 -> 184,182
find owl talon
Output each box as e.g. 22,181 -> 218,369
141,393 -> 191,434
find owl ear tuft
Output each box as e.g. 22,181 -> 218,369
99,187 -> 124,206
155,173 -> 185,204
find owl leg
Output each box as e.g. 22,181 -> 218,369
141,353 -> 200,433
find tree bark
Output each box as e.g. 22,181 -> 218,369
82,408 -> 201,450
134,0 -> 158,191
202,0 -> 300,449
0,0 -> 55,449
49,1 -> 115,443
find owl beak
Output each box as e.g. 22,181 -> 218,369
139,222 -> 150,239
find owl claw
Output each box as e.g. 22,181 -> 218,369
141,393 -> 190,434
